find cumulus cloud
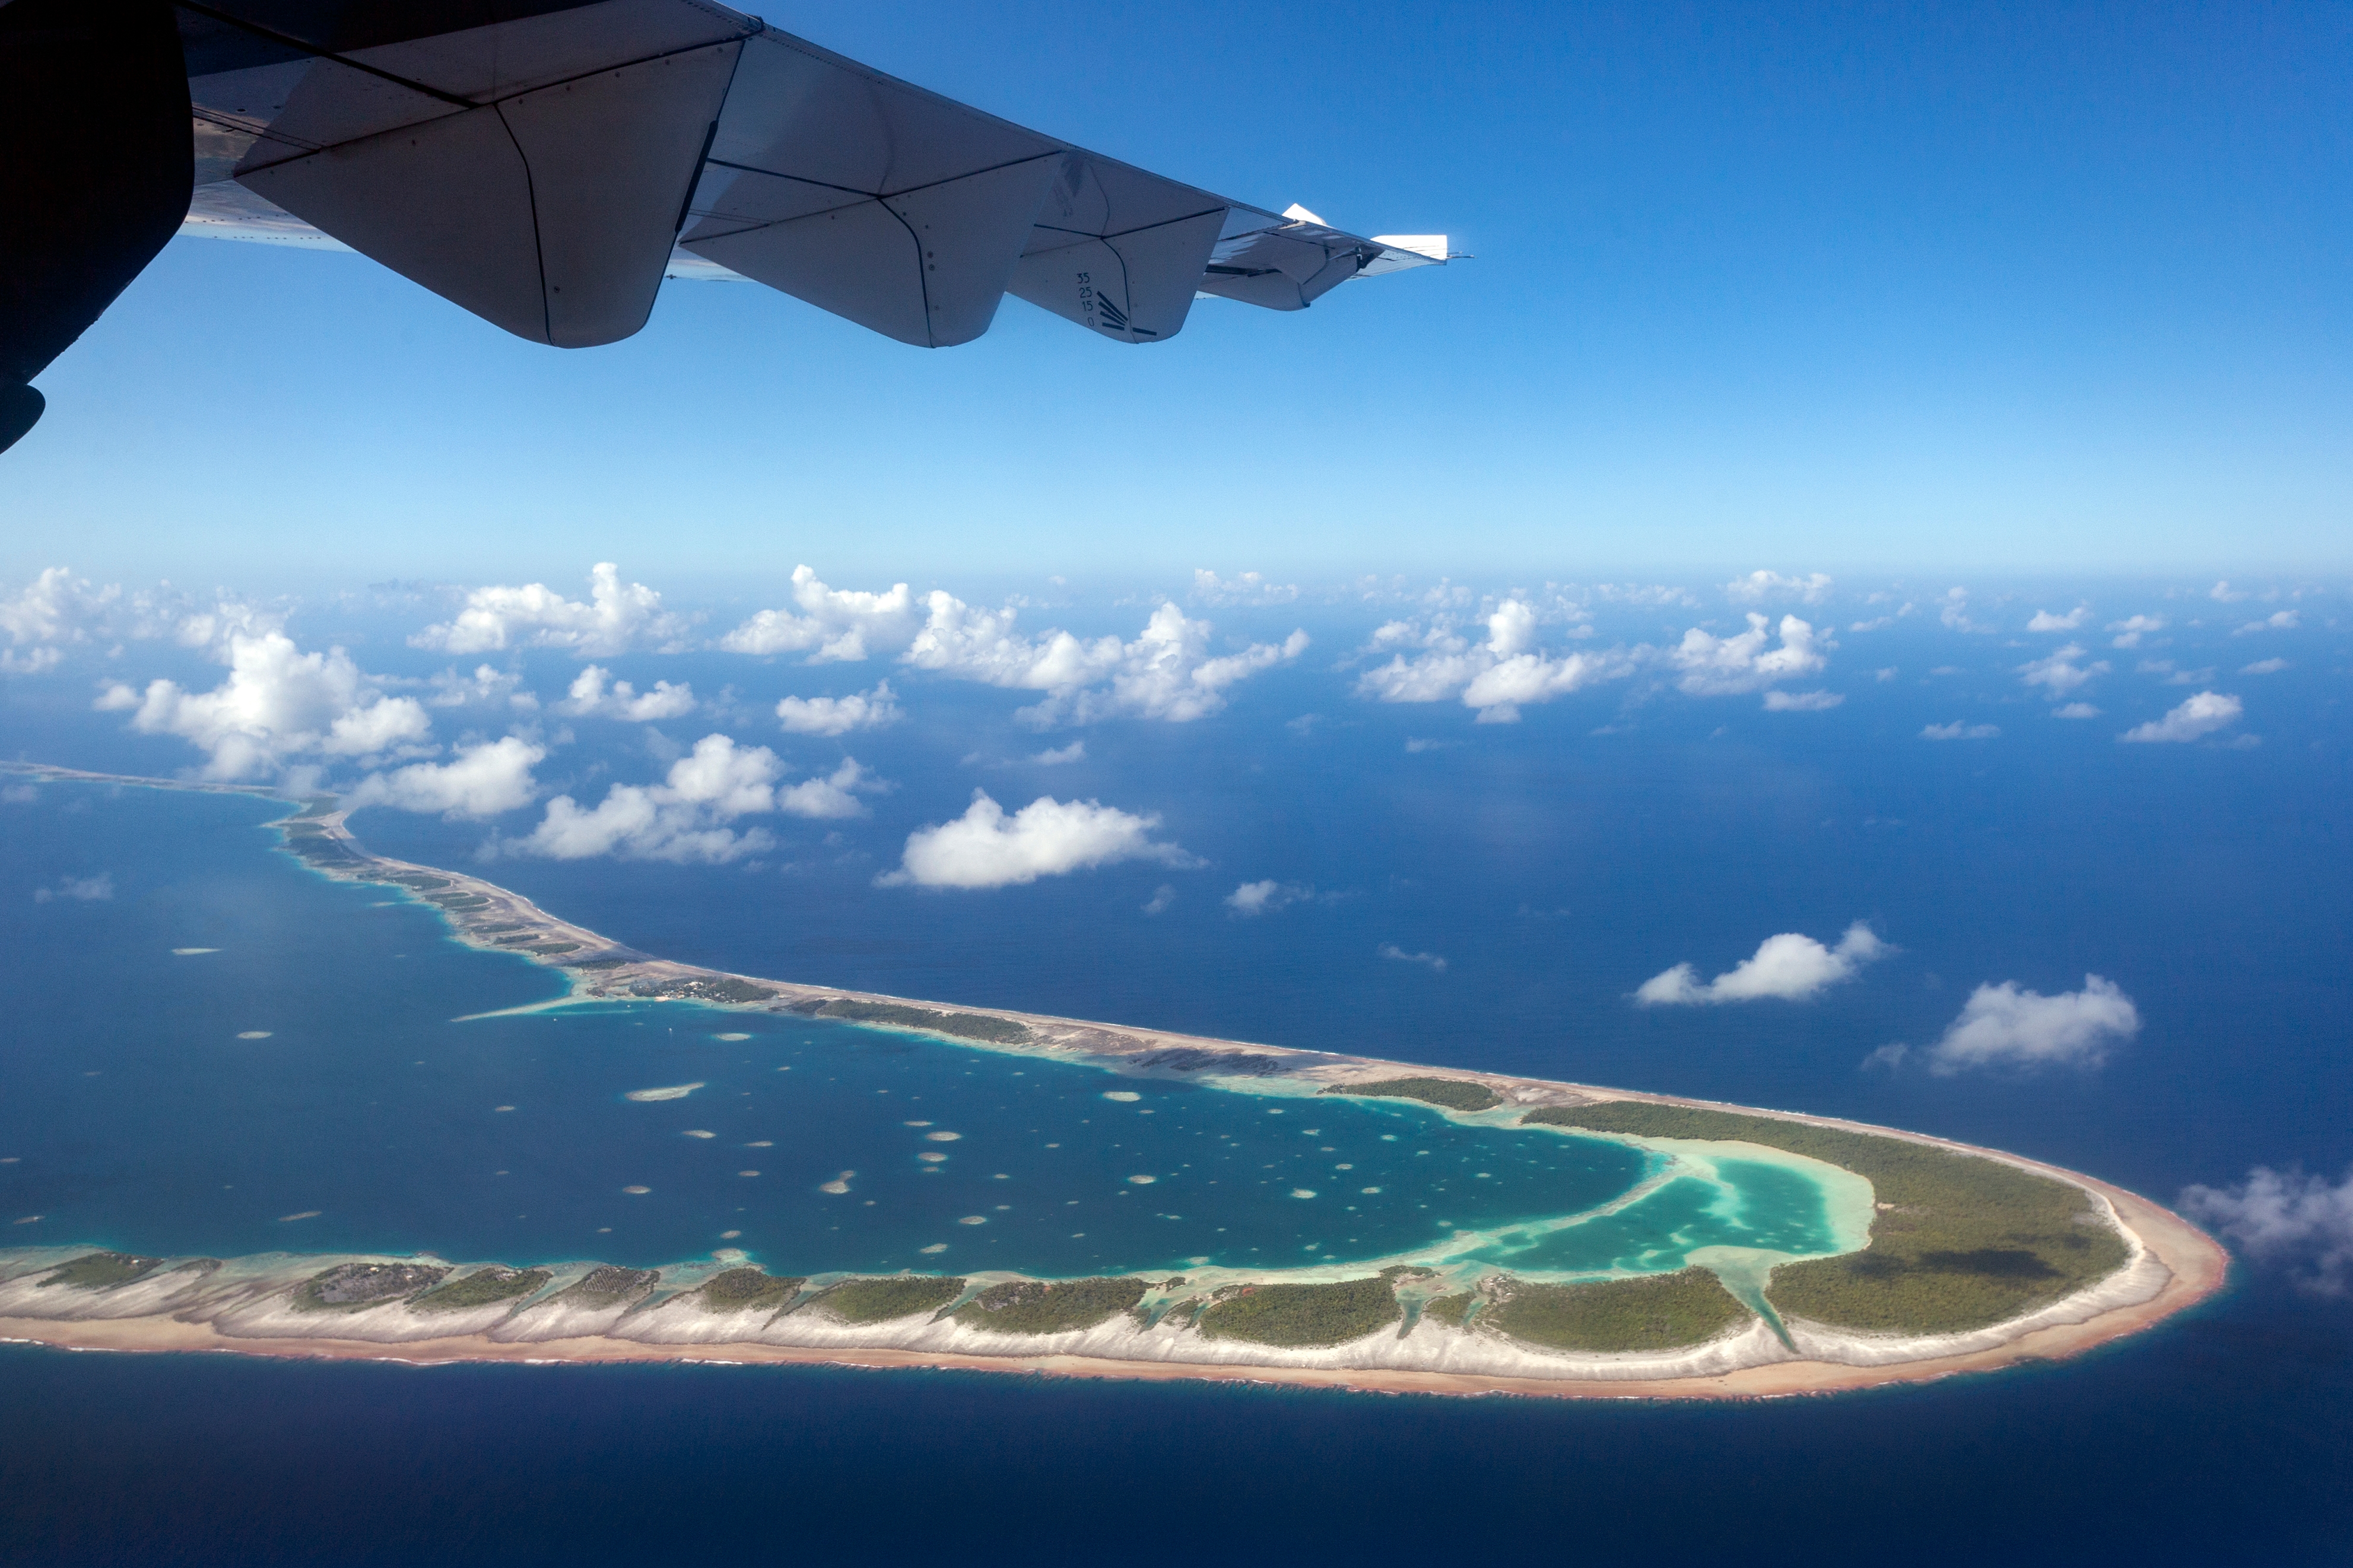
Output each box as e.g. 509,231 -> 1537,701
2239,658 -> 2289,676
510,734 -> 875,863
1922,721 -> 2000,740
1764,689 -> 1843,712
32,872 -> 113,903
2210,580 -> 2247,602
905,597 -> 1306,726
347,736 -> 545,819
1226,880 -> 1313,917
1378,944 -> 1447,972
1357,599 -> 1633,723
1,567 -> 124,671
1668,614 -> 1828,696
425,664 -> 539,713
775,758 -> 879,819
2028,605 -> 2090,632
878,790 -> 1195,889
1192,569 -> 1300,606
1917,975 -> 2139,1074
774,681 -> 901,736
2181,1166 -> 2353,1296
2018,644 -> 2108,696
2052,702 -> 2102,719
412,564 -> 691,657
560,665 -> 696,721
1029,740 -> 1086,765
1725,570 -> 1833,605
1141,884 -> 1177,915
2234,610 -> 2299,635
1358,605 -> 1826,720
717,566 -> 918,662
2106,614 -> 2165,648
1635,921 -> 1887,1006
97,622 -> 432,780
2120,691 -> 2242,743
1938,587 -> 1987,632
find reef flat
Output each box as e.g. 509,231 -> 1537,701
0,765 -> 2227,1398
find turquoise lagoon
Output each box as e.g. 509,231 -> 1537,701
0,781 -> 1868,1287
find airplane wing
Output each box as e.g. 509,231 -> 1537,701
181,0 -> 1449,351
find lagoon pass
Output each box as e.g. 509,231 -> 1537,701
0,768 -> 2224,1400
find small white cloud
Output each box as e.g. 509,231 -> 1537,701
879,790 -> 1195,889
2027,605 -> 2090,631
907,597 -> 1306,726
2234,610 -> 2299,635
2120,691 -> 2242,744
1378,944 -> 1447,972
510,734 -> 873,863
1763,689 -> 1843,712
1938,587 -> 1987,633
1725,570 -> 1833,605
2052,702 -> 2102,720
412,564 -> 691,657
2238,658 -> 2289,676
348,736 -> 545,819
1668,613 -> 1828,695
32,872 -> 113,904
1190,569 -> 1300,606
1921,721 -> 2000,740
2181,1165 -> 2353,1296
1029,740 -> 1085,765
1141,884 -> 1176,915
1634,921 -> 1887,1006
2209,580 -> 2248,602
774,758 -> 880,819
1923,975 -> 2139,1074
2106,614 -> 2165,648
2018,644 -> 2109,696
425,664 -> 538,713
1226,880 -> 1313,917
717,567 -> 918,662
561,665 -> 696,722
774,680 -> 901,736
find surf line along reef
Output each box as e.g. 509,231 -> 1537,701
0,769 -> 2226,1401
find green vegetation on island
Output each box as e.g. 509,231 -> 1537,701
697,1267 -> 804,1315
412,1266 -> 552,1313
1197,1270 -> 1406,1347
547,1266 -> 658,1310
291,1261 -> 450,1312
1421,1292 -> 1476,1327
1484,1268 -> 1752,1353
37,1251 -> 163,1291
796,998 -> 1032,1045
629,976 -> 777,1004
809,1275 -> 967,1324
953,1277 -> 1148,1334
1323,1077 -> 1500,1113
1523,1102 -> 2131,1334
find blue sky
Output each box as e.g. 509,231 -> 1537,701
6,0 -> 2349,585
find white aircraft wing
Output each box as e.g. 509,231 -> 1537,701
183,0 -> 1447,351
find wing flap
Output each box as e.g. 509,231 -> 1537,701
180,2 -> 1446,350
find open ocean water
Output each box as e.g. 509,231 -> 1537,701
2,604 -> 2349,1563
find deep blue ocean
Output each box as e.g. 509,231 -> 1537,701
3,590 -> 2349,1563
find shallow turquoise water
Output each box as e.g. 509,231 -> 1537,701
0,781 -> 1856,1281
